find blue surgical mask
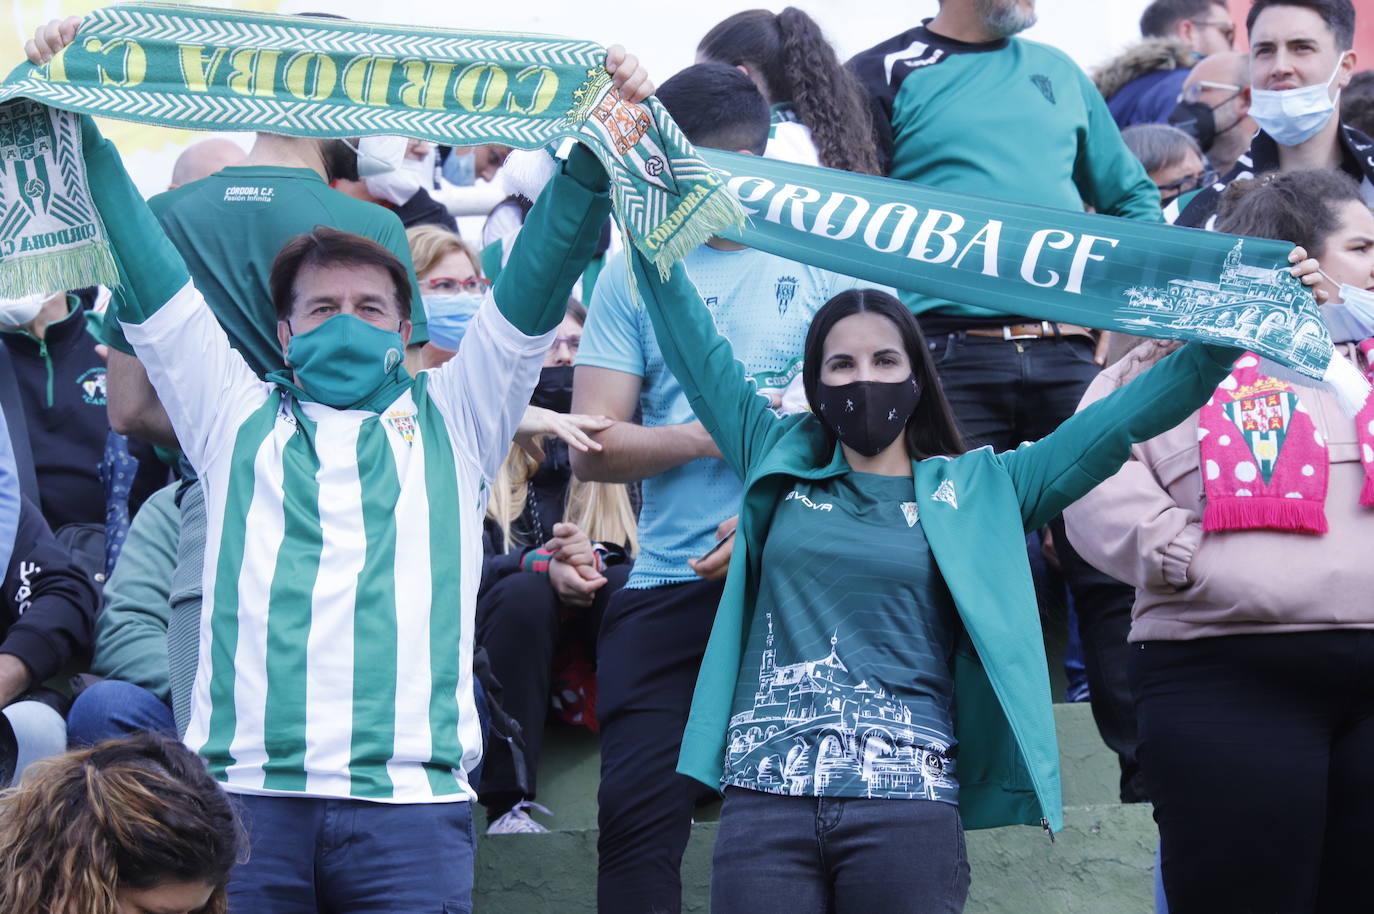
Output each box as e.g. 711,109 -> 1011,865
442,149 -> 477,187
422,292 -> 484,351
1249,57 -> 1345,147
1317,269 -> 1374,342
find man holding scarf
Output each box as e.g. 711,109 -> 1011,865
25,22 -> 651,910
1172,0 -> 1370,228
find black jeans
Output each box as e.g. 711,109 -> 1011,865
930,331 -> 1143,799
475,563 -> 628,810
1131,632 -> 1374,914
711,788 -> 970,914
596,578 -> 724,914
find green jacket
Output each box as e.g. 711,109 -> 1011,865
90,482 -> 179,702
628,252 -> 1235,833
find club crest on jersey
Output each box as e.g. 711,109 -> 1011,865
900,501 -> 919,527
1030,74 -> 1056,104
931,479 -> 958,509
775,275 -> 798,315
384,408 -> 418,444
76,366 -> 106,405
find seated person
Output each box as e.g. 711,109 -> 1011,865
65,482 -> 181,747
477,299 -> 637,834
0,732 -> 241,913
0,286 -> 169,562
0,495 -> 99,784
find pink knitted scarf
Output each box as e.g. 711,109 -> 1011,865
1198,346 -> 1374,534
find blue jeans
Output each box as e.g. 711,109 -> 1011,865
711,788 -> 970,913
1,699 -> 66,785
228,794 -> 476,913
66,679 -> 176,747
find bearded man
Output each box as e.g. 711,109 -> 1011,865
849,0 -> 1165,807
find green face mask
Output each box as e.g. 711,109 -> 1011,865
285,313 -> 407,409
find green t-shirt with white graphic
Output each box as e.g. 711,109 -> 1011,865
724,471 -> 961,802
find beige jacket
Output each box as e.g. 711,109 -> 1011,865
1064,339 -> 1374,641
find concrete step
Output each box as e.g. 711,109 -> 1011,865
472,702 -> 1146,910
473,801 -> 1157,913
490,701 -> 1122,834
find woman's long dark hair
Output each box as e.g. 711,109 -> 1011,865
698,8 -> 882,176
802,289 -> 965,461
1215,168 -> 1363,254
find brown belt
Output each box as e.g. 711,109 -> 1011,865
962,321 -> 1096,341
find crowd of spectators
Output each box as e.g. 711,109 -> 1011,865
0,1 -> 1370,912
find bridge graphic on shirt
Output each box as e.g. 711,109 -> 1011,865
725,614 -> 954,799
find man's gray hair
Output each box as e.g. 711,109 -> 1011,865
1120,123 -> 1202,174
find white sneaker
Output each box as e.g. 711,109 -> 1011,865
486,800 -> 552,834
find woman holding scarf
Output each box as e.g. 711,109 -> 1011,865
1064,169 -> 1374,914
622,239 -> 1318,909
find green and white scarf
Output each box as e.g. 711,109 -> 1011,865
700,150 -> 1370,411
0,99 -> 116,296
0,5 -> 1365,410
0,2 -> 742,292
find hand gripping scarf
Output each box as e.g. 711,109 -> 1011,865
1197,342 -> 1374,534
698,150 -> 1372,413
0,2 -> 743,294
0,4 -> 1369,416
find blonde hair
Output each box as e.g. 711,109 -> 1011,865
0,734 -> 243,914
488,295 -> 637,554
406,224 -> 482,280
487,446 -> 638,558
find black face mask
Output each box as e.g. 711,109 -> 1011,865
814,377 -> 921,458
1167,93 -> 1241,154
530,365 -> 574,413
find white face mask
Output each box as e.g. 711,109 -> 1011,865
1249,56 -> 1345,147
1318,271 -> 1374,342
348,135 -> 409,178
0,292 -> 51,327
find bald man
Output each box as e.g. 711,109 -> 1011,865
167,137 -> 246,190
1174,51 -> 1255,175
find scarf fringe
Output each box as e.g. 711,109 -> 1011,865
1362,473 -> 1374,508
1322,350 -> 1373,418
649,190 -> 745,280
1204,496 -> 1329,534
0,243 -> 118,300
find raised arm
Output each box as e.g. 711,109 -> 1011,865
79,116 -> 266,470
1001,341 -> 1238,532
425,137 -> 614,480
627,251 -> 789,481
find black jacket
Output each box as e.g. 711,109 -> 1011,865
0,496 -> 99,685
1174,123 -> 1374,229
0,291 -> 167,531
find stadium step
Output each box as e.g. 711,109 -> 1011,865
472,702 -> 1154,910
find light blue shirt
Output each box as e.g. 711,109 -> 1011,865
578,244 -> 878,588
0,406 -> 19,576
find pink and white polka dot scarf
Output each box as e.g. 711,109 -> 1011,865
1198,346 -> 1374,534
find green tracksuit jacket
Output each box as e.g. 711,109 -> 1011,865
628,252 -> 1235,832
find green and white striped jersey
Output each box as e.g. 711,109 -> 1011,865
124,282 -> 554,803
